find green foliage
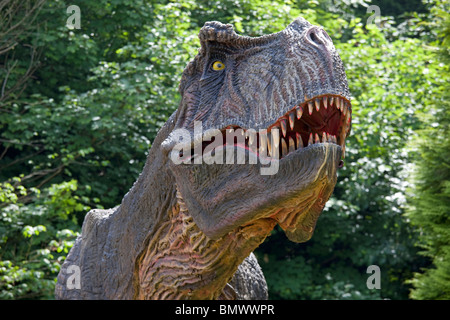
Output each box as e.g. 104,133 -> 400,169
0,0 -> 200,209
0,0 -> 448,299
405,0 -> 450,300
0,177 -> 82,299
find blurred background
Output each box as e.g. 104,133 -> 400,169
0,0 -> 448,300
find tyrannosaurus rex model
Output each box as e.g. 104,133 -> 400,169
55,17 -> 351,300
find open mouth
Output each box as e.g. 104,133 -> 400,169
186,94 -> 351,162
269,94 -> 351,157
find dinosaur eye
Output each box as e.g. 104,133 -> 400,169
212,61 -> 225,71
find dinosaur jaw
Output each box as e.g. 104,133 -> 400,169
169,141 -> 341,242
176,94 -> 350,164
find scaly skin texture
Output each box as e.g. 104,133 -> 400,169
55,17 -> 351,300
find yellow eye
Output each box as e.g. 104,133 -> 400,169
212,61 -> 225,71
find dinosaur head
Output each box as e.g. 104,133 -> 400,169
161,17 -> 351,243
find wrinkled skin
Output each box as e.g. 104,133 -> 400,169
55,17 -> 351,300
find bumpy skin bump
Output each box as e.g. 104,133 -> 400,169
55,17 -> 351,300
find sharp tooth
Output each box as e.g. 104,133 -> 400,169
329,96 -> 334,107
343,103 -> 348,116
339,130 -> 346,147
342,143 -> 346,159
308,101 -> 313,115
336,98 -> 341,110
333,135 -> 337,144
315,133 -> 320,144
323,96 -> 328,109
281,138 -> 288,157
247,130 -> 256,147
289,112 -> 295,130
271,131 -> 280,159
322,132 -> 327,143
308,133 -> 313,146
280,119 -> 287,137
273,141 -> 280,159
289,136 -> 295,153
315,98 -> 320,112
326,132 -> 331,142
296,106 -> 303,119
272,127 -> 280,149
259,132 -> 267,155
296,132 -> 303,148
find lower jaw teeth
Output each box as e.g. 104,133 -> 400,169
234,129 -> 341,160
289,137 -> 295,153
281,138 -> 288,157
308,133 -> 313,146
296,132 -> 303,148
267,132 -> 339,159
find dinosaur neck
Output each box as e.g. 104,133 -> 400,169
134,185 -> 276,299
109,116 -> 275,299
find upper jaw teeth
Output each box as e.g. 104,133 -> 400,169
289,113 -> 295,130
213,95 -> 350,161
308,101 -> 314,115
280,119 -> 287,137
263,95 -> 350,159
296,106 -> 303,119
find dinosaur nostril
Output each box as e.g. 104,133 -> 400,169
309,31 -> 318,44
306,27 -> 332,47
